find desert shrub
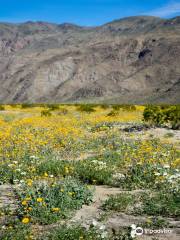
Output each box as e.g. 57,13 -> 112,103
9,104 -> 19,108
100,104 -> 110,109
21,103 -> 35,108
107,110 -> 119,116
112,105 -> 121,111
41,109 -> 52,117
143,105 -> 180,129
77,104 -> 96,113
163,105 -> 180,130
0,105 -> 5,111
47,104 -> 60,111
143,105 -> 164,126
102,193 -> 134,212
123,104 -> 136,111
102,189 -> 180,218
136,190 -> 180,217
112,104 -> 136,111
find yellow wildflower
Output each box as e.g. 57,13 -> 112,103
27,179 -> 33,187
44,172 -> 48,177
36,197 -> 43,202
22,217 -> 30,224
52,207 -> 60,212
22,200 -> 28,206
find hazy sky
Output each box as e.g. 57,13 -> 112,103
0,0 -> 180,25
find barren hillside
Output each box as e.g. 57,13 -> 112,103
0,16 -> 180,103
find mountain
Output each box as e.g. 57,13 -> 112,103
0,16 -> 180,103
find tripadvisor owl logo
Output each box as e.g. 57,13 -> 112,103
130,224 -> 143,238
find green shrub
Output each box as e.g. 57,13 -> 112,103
21,103 -> 35,108
77,104 -> 96,113
143,105 -> 180,129
41,110 -> 52,117
100,104 -> 110,109
47,104 -> 60,111
107,110 -> 119,116
112,105 -> 121,111
121,163 -> 158,189
112,104 -> 136,111
164,105 -> 180,130
102,193 -> 134,212
0,105 -> 5,111
136,190 -> 180,217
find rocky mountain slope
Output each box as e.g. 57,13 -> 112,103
0,16 -> 180,103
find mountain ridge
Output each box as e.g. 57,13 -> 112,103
0,16 -> 180,103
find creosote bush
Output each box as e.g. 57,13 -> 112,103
0,105 -> 5,111
77,104 -> 96,113
143,105 -> 180,129
41,109 -> 52,117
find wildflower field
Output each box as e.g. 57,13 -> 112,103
0,104 -> 179,240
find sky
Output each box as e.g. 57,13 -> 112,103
0,0 -> 180,26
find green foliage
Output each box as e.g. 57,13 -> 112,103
0,222 -> 31,240
107,110 -> 119,116
143,105 -> 180,129
74,158 -> 113,185
41,109 -> 52,117
21,103 -> 35,109
121,163 -> 158,189
112,104 -> 136,111
47,104 -> 60,111
102,188 -> 180,218
17,177 -> 93,224
141,217 -> 169,229
164,105 -> 180,129
42,225 -> 105,240
136,190 -> 180,217
0,105 -> 5,111
37,159 -> 73,177
100,104 -> 110,109
77,104 -> 96,113
107,104 -> 136,116
102,193 -> 134,212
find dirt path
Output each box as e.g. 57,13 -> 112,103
0,184 -> 17,210
70,186 -> 146,224
70,185 -> 180,240
0,184 -> 18,225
